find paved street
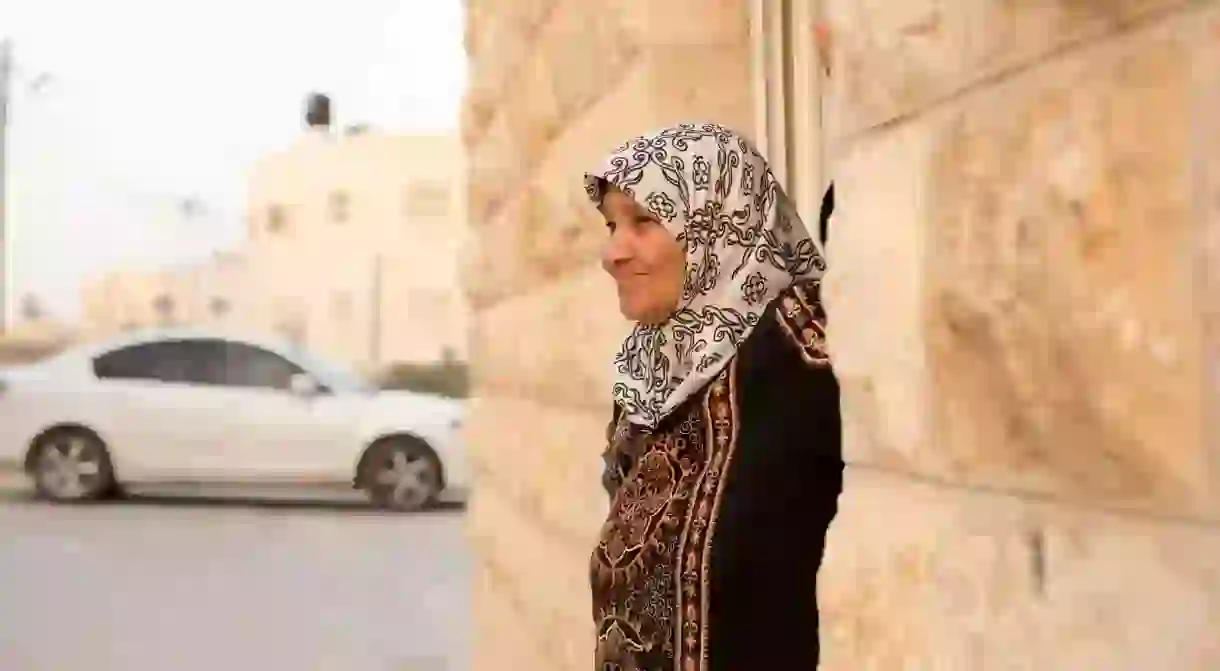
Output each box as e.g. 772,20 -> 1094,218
0,482 -> 471,671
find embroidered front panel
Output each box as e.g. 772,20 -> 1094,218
591,365 -> 741,671
776,279 -> 830,367
602,411 -> 641,497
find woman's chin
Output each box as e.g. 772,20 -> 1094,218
616,287 -> 677,324
622,305 -> 672,326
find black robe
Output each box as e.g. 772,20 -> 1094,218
589,274 -> 844,670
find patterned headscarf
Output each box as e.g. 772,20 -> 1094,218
585,122 -> 826,429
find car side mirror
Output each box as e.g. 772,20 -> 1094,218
288,373 -> 321,398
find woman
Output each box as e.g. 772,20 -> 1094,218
585,122 -> 842,670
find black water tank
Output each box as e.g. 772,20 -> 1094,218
305,93 -> 331,128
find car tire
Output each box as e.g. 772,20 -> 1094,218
359,437 -> 442,513
29,428 -> 117,503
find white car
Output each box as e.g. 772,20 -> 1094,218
0,329 -> 469,511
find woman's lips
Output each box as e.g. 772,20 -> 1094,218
615,272 -> 649,283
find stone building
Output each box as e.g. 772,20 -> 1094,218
461,1 -> 1220,668
82,128 -> 469,371
245,128 -> 469,368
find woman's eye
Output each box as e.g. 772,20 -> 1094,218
605,221 -> 617,234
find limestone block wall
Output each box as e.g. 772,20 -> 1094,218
460,2 -> 755,669
462,0 -> 1220,668
820,0 -> 1220,667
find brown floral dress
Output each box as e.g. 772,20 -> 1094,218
591,279 -> 844,670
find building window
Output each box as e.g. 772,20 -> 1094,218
209,296 -> 232,319
328,190 -> 351,224
276,318 -> 307,346
19,294 -> 45,322
402,182 -> 450,219
152,294 -> 176,325
267,204 -> 288,233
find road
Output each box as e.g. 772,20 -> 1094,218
0,483 -> 471,671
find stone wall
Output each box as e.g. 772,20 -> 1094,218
460,2 -> 755,668
820,0 -> 1220,667
461,0 -> 1220,668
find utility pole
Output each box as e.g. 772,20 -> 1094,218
369,252 -> 383,367
0,39 -> 11,334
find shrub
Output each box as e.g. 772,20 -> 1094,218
0,340 -> 68,365
376,359 -> 469,398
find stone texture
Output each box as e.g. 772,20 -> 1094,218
467,3 -> 640,234
823,0 -> 974,138
1196,8 -> 1220,501
462,0 -> 554,145
469,264 -> 624,408
464,393 -> 610,539
925,5 -> 1215,515
820,468 -> 1220,669
823,0 -> 1190,140
461,0 -> 1220,667
540,6 -> 641,127
460,191 -> 532,310
466,109 -> 525,231
821,118 -> 931,472
827,2 -> 1220,519
469,565 -> 551,671
611,0 -> 749,46
466,484 -> 598,670
634,46 -> 755,131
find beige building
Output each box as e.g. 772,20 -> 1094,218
83,128 -> 469,372
82,251 -> 253,335
461,2 -> 1220,669
245,128 -> 468,368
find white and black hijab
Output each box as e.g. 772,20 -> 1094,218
585,122 -> 827,430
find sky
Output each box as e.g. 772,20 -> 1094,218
1,0 -> 466,321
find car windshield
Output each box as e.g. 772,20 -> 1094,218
286,347 -> 373,393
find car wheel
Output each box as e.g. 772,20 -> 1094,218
29,428 -> 116,503
359,438 -> 442,512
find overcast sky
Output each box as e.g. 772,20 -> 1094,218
1,0 -> 466,320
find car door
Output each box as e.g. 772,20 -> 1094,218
89,339 -> 232,479
210,340 -> 356,482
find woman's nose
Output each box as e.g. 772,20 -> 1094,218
601,228 -> 633,272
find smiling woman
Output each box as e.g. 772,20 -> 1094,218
585,122 -> 841,670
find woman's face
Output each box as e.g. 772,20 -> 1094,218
599,188 -> 686,325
